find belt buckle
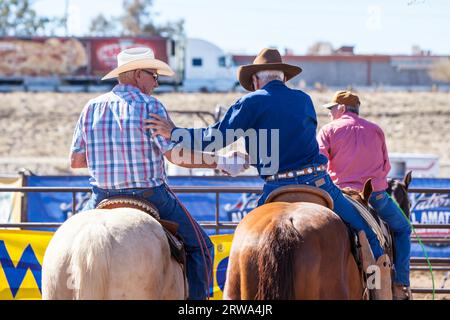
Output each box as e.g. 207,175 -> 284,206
278,173 -> 287,179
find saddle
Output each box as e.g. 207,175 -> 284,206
264,184 -> 334,210
96,196 -> 186,266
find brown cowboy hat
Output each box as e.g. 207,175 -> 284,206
237,48 -> 302,91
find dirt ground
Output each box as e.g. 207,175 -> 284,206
410,270 -> 450,300
0,90 -> 449,299
0,90 -> 449,176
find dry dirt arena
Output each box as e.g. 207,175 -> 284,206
0,90 -> 449,176
0,90 -> 449,299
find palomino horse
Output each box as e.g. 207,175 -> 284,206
41,207 -> 186,299
223,186 -> 365,300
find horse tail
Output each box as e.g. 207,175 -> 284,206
69,222 -> 112,299
255,217 -> 302,300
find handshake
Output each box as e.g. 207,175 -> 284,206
216,151 -> 250,177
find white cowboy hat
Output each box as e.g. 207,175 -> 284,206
101,47 -> 174,80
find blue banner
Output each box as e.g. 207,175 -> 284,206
25,175 -> 450,256
25,175 -> 264,235
407,178 -> 450,258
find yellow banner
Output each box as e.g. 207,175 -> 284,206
0,176 -> 23,223
0,229 -> 232,300
0,229 -> 53,300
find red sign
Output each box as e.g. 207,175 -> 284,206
89,38 -> 168,75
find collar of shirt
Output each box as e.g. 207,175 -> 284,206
342,111 -> 359,118
112,83 -> 142,94
261,79 -> 285,90
336,111 -> 360,122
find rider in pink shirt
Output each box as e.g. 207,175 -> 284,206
317,100 -> 391,192
317,91 -> 412,300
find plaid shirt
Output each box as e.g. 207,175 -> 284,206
70,84 -> 176,189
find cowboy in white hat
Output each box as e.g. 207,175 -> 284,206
101,47 -> 174,94
70,47 -> 246,299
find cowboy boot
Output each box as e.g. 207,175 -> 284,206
392,283 -> 413,300
371,254 -> 393,300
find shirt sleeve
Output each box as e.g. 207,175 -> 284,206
172,97 -> 255,152
70,111 -> 86,154
379,128 -> 391,175
151,100 -> 177,154
317,127 -> 331,159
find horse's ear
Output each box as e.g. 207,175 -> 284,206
360,178 -> 373,203
404,171 -> 412,189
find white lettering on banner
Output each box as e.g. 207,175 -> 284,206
412,193 -> 450,211
412,211 -> 450,225
410,211 -> 450,236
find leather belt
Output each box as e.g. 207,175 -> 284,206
265,164 -> 327,182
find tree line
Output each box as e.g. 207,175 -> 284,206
0,0 -> 184,38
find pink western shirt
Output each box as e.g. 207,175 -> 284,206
317,112 -> 391,192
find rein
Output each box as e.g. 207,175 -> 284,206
164,183 -> 214,300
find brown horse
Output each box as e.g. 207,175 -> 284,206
223,179 -> 395,300
223,195 -> 365,299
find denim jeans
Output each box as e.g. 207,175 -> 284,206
258,170 -> 384,260
82,184 -> 214,300
369,191 -> 411,286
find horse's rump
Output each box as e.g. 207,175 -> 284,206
42,208 -> 185,300
225,202 -> 360,300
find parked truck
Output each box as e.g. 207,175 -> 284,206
0,36 -> 237,92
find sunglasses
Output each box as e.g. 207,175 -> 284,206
141,69 -> 159,81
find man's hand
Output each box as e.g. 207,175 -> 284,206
144,113 -> 176,140
216,151 -> 250,177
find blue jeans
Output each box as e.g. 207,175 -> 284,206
82,184 -> 214,300
369,191 -> 411,286
258,170 -> 384,260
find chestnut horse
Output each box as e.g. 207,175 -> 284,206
41,208 -> 186,299
223,200 -> 364,300
223,178 -> 396,300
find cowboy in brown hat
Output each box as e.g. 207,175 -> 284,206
146,48 -> 386,288
237,48 -> 302,91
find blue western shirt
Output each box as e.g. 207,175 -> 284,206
172,80 -> 327,177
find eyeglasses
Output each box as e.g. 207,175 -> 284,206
141,69 -> 159,81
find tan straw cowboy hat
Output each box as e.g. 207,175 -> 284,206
237,48 -> 302,91
101,47 -> 174,80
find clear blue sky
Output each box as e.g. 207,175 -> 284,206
33,0 -> 450,55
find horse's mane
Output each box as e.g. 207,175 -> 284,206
255,218 -> 303,300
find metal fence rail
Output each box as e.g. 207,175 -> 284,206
1,185 -> 450,296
